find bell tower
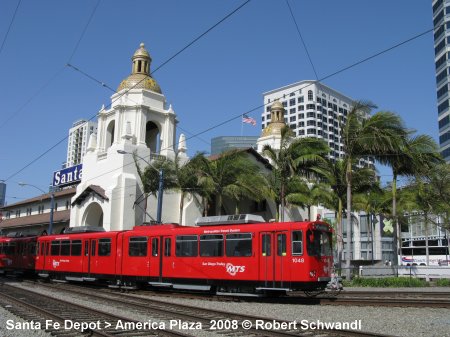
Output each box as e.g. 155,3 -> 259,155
70,43 -> 180,231
256,100 -> 287,154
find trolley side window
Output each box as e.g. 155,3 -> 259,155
199,235 -> 223,257
292,231 -> 303,255
261,234 -> 271,256
98,238 -> 111,256
164,238 -> 171,257
61,240 -> 71,256
226,233 -> 252,257
152,238 -> 159,256
30,242 -> 37,256
51,241 -> 61,256
277,234 -> 287,256
176,235 -> 198,257
71,240 -> 82,256
0,243 -> 3,254
129,236 -> 147,257
6,243 -> 16,255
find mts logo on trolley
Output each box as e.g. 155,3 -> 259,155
226,263 -> 245,276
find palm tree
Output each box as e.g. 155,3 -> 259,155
286,179 -> 332,220
353,187 -> 390,264
315,157 -> 378,268
262,126 -> 329,221
134,153 -> 178,223
341,101 -> 408,279
193,150 -> 267,216
379,134 -> 443,265
173,154 -> 206,225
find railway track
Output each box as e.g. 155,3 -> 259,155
0,283 -> 188,337
316,290 -> 450,308
4,280 -> 395,337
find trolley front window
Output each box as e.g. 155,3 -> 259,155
307,230 -> 332,257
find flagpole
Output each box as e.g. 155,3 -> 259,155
241,114 -> 244,136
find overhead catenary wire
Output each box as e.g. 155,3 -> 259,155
2,0 -> 252,183
0,0 -> 101,131
0,0 -> 22,57
67,0 -> 101,63
285,0 -> 319,81
3,23 -> 435,183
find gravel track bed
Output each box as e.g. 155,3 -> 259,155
5,282 -> 450,337
0,305 -> 52,337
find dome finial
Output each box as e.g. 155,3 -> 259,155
117,42 -> 162,93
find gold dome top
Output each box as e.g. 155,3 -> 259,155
261,100 -> 286,137
117,43 -> 162,94
133,42 -> 150,59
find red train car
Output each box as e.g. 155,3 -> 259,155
36,215 -> 333,295
0,235 -> 37,275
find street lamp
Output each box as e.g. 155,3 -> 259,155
19,182 -> 54,235
117,150 -> 164,223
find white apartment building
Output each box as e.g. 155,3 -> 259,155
261,80 -> 373,166
66,119 -> 98,167
432,0 -> 450,162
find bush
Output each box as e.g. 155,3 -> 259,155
435,278 -> 450,287
345,277 -> 429,287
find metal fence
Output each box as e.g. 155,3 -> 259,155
358,266 -> 450,280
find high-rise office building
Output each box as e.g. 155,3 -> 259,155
433,0 -> 450,161
261,80 -> 372,166
66,120 -> 98,167
0,182 -> 6,207
211,136 -> 259,155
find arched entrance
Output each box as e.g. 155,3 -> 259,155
83,202 -> 104,227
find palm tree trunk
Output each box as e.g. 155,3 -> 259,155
217,194 -> 223,216
308,205 -> 311,221
425,212 -> 429,266
392,174 -> 399,266
179,191 -> 185,225
280,183 -> 285,222
203,197 -> 208,216
275,201 -> 281,222
337,199 -> 343,269
346,160 -> 352,280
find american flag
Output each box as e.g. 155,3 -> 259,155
242,114 -> 256,126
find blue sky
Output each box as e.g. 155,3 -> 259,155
0,0 -> 436,204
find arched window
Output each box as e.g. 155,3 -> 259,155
145,121 -> 160,153
308,90 -> 313,101
106,120 -> 115,148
